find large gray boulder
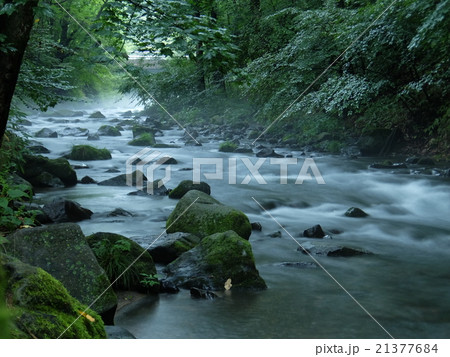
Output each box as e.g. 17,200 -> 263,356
166,190 -> 252,239
147,232 -> 201,264
164,230 -> 266,290
7,224 -> 117,324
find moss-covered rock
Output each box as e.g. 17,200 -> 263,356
132,125 -> 155,138
6,224 -> 117,324
168,180 -> 211,199
128,133 -> 155,146
0,254 -> 106,339
148,232 -> 201,264
164,230 -> 266,290
66,145 -> 112,161
219,141 -> 238,152
86,232 -> 159,293
89,111 -> 106,118
21,155 -> 77,187
166,190 -> 252,239
97,125 -> 121,137
34,128 -> 58,138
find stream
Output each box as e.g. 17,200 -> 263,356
23,99 -> 450,339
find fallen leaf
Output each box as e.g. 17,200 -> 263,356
78,310 -> 95,322
224,278 -> 232,291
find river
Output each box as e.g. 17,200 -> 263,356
23,99 -> 450,339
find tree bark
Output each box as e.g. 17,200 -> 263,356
0,0 -> 39,148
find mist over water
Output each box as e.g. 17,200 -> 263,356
25,100 -> 450,338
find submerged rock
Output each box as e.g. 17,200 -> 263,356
43,198 -> 93,223
0,254 -> 106,339
190,287 -> 218,299
148,232 -> 201,264
298,242 -> 372,257
166,190 -> 252,239
87,232 -> 159,293
168,180 -> 211,199
344,207 -> 369,218
255,148 -> 283,158
164,230 -> 266,290
105,326 -> 136,339
6,224 -> 117,324
303,224 -> 325,238
107,208 -> 134,217
80,175 -> 97,184
61,127 -> 89,137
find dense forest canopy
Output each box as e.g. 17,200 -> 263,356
0,0 -> 449,154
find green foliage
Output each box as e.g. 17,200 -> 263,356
219,141 -> 238,152
0,265 -> 10,338
90,238 -> 140,290
0,177 -> 36,232
139,273 -> 159,289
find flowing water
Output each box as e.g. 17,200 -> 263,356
23,99 -> 450,339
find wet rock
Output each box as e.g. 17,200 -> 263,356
87,133 -> 100,141
87,232 -> 159,293
256,147 -> 283,158
148,232 -> 201,264
65,145 -> 111,161
80,176 -> 97,184
344,207 -> 369,218
156,156 -> 177,165
166,190 -> 252,239
61,127 -> 89,137
43,198 -> 93,223
34,128 -> 58,138
72,163 -> 89,169
107,208 -> 134,217
28,144 -> 50,154
303,224 -> 325,238
98,171 -> 146,186
251,222 -> 262,231
234,146 -> 254,154
97,125 -> 121,137
369,162 -> 407,169
6,224 -> 117,324
164,230 -> 266,290
132,125 -> 155,138
417,157 -> 436,166
105,168 -> 121,173
21,155 -> 77,187
105,326 -> 136,339
127,179 -> 168,196
268,231 -> 282,238
34,172 -> 65,188
190,287 -> 218,300
89,111 -> 106,118
278,262 -> 318,269
0,254 -> 107,339
168,180 -> 211,199
160,280 -> 180,294
298,242 -> 372,257
341,145 -> 361,158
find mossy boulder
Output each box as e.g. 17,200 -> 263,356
6,224 -> 117,324
168,180 -> 211,199
89,111 -> 106,118
97,125 -> 121,137
219,141 -> 238,152
0,254 -> 106,339
132,125 -> 155,138
66,145 -> 112,161
164,230 -> 266,290
34,128 -> 58,138
86,232 -> 159,293
128,133 -> 155,146
21,155 -> 77,187
148,232 -> 201,264
166,190 -> 252,239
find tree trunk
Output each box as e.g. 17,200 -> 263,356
0,0 -> 39,148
